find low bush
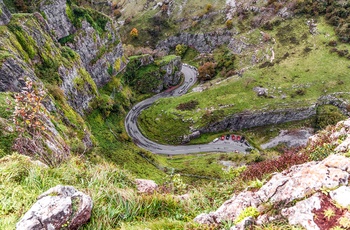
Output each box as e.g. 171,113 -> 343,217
241,149 -> 309,181
176,100 -> 199,111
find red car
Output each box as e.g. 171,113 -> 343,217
236,136 -> 241,141
231,134 -> 235,140
221,135 -> 225,140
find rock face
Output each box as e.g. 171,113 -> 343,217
194,154 -> 350,229
200,106 -> 316,134
0,0 -> 11,26
40,0 -> 75,40
126,55 -> 182,93
16,185 -> 93,230
157,30 -> 233,53
69,20 -> 126,87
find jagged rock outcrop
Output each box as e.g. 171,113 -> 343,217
69,20 -> 125,87
156,30 -> 233,54
200,106 -> 316,134
195,118 -> 350,229
195,155 -> 350,229
125,55 -> 182,93
0,0 -> 11,26
16,185 -> 92,230
39,0 -> 75,40
0,58 -> 37,92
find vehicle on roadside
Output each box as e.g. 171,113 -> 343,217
213,138 -> 219,143
240,136 -> 245,143
236,136 -> 241,141
231,134 -> 235,140
226,134 -> 230,140
221,135 -> 225,140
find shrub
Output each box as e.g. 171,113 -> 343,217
175,44 -> 188,57
6,80 -> 68,166
241,149 -> 309,181
198,62 -> 217,81
176,100 -> 199,111
130,28 -> 139,38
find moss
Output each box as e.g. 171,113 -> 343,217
78,68 -> 98,95
58,34 -> 75,45
7,24 -> 36,59
114,58 -> 121,71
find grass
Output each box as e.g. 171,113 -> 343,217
139,17 -> 350,144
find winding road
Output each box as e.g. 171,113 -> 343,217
125,64 -> 249,155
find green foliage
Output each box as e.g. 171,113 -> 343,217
8,24 -> 36,59
315,105 -> 346,130
224,166 -> 247,180
309,143 -> 334,161
234,206 -> 259,224
67,3 -> 109,36
58,34 -> 75,45
34,54 -> 61,85
60,46 -> 78,60
175,44 -> 188,57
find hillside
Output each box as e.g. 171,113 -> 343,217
1,0 -> 350,229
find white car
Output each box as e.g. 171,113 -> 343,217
212,138 -> 219,143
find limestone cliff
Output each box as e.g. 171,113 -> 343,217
0,0 -> 11,25
0,0 -> 127,162
124,54 -> 182,93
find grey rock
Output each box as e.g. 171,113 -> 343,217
40,0 -> 75,40
253,86 -> 268,97
200,106 -> 316,134
0,58 -> 37,92
230,216 -> 255,230
195,155 -> 350,227
182,131 -> 201,143
16,185 -> 93,230
281,193 -> 321,230
59,63 -> 96,115
330,186 -> 350,208
0,0 -> 11,26
70,20 -> 125,87
157,30 -> 233,54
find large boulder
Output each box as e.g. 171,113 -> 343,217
16,185 -> 93,230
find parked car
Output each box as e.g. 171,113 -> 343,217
221,135 -> 225,140
231,134 -> 235,140
226,134 -> 230,140
213,138 -> 219,143
236,136 -> 241,141
240,136 -> 245,143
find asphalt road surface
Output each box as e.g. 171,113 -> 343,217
125,64 -> 249,155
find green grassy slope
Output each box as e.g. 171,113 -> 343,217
139,17 -> 350,144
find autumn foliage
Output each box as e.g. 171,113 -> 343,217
130,28 -> 139,38
7,80 -> 69,166
198,62 -> 217,81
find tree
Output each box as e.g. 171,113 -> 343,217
130,28 -> 138,38
175,44 -> 187,57
198,62 -> 217,81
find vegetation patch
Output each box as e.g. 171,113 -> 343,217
176,100 -> 199,111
